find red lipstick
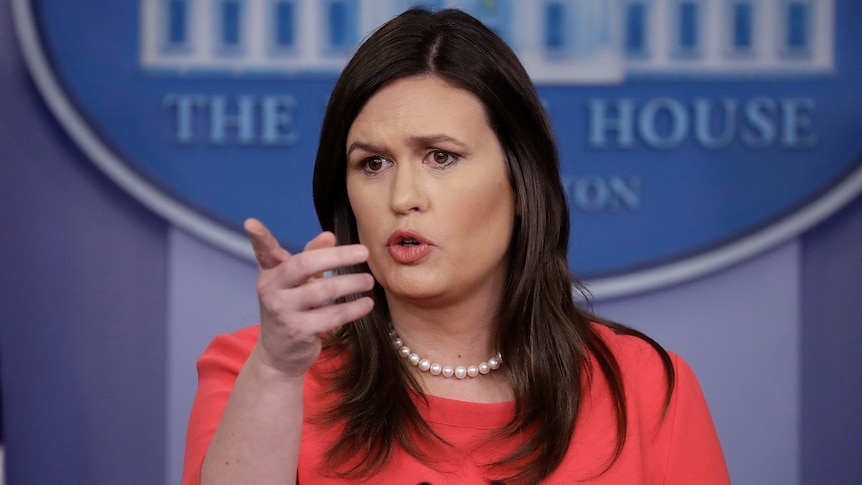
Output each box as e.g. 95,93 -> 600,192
386,229 -> 433,264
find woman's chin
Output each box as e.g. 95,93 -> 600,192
381,279 -> 449,304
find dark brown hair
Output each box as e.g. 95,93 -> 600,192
311,8 -> 674,484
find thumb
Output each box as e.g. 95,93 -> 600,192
303,231 -> 337,252
303,231 -> 338,280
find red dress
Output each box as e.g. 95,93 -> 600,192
182,323 -> 730,484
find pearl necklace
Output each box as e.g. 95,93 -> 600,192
389,326 -> 502,379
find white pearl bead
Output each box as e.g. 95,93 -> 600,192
393,338 -> 403,347
488,357 -> 500,370
399,346 -> 411,358
418,359 -> 431,371
429,363 -> 442,375
454,366 -> 467,379
442,366 -> 454,378
467,365 -> 479,377
408,353 -> 421,366
478,362 -> 490,374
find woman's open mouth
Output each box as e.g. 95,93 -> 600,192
387,230 -> 433,264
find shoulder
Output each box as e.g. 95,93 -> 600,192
588,322 -> 687,418
589,323 -> 730,482
589,322 -> 721,444
590,322 -> 680,376
203,324 -> 261,353
196,325 -> 345,388
589,322 -> 704,400
196,324 -> 261,375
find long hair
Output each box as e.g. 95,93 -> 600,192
311,8 -> 674,484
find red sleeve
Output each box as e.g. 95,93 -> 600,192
657,354 -> 731,485
180,326 -> 260,485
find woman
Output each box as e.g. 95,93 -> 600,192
182,8 -> 729,485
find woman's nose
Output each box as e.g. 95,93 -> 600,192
389,162 -> 429,214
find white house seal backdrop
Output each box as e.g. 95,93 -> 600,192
13,0 -> 862,298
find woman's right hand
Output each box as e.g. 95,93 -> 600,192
244,218 -> 375,378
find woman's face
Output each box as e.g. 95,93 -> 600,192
345,75 -> 516,307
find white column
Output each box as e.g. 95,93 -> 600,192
244,0 -> 266,65
759,0 -> 779,65
139,0 -> 157,65
190,0 -> 213,62
702,0 -> 722,65
652,0 -> 671,66
813,0 -> 835,70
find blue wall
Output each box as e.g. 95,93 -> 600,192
801,193 -> 862,484
0,5 -> 167,482
1,1 -> 861,483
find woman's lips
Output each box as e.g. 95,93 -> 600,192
386,230 -> 433,264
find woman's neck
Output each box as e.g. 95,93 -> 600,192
385,297 -> 513,403
387,298 -> 497,363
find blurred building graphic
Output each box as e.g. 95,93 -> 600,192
140,0 -> 833,83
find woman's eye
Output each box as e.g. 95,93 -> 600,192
362,157 -> 386,172
429,150 -> 456,166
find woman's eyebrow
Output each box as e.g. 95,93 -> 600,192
347,134 -> 469,157
346,141 -> 385,158
407,134 -> 469,150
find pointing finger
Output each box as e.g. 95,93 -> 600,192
244,218 -> 290,270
